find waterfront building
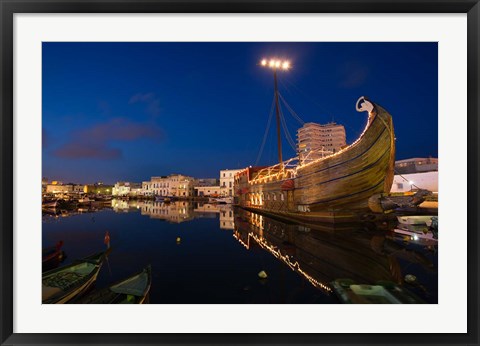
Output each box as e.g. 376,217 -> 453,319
395,157 -> 438,174
143,174 -> 195,197
112,182 -> 143,196
72,184 -> 84,194
195,186 -> 222,197
296,122 -> 346,162
83,183 -> 113,195
195,178 -> 219,187
220,169 -> 243,197
46,184 -> 73,194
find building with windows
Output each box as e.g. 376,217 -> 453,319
112,182 -> 143,196
391,157 -> 438,194
195,186 -> 222,197
220,169 -> 243,197
142,174 -> 195,197
296,122 -> 346,162
84,183 -> 113,195
391,171 -> 438,193
46,184 -> 73,194
395,157 -> 438,174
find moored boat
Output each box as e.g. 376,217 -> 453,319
208,196 -> 233,204
42,199 -> 59,209
331,278 -> 424,304
397,215 -> 436,225
73,265 -> 152,304
42,241 -> 65,271
42,249 -> 110,304
393,228 -> 438,243
235,96 -> 395,223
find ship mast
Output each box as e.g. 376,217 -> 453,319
261,58 -> 291,169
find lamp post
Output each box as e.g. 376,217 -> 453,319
260,58 -> 290,168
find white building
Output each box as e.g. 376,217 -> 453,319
112,182 -> 143,196
142,174 -> 195,197
395,157 -> 438,174
390,171 -> 438,193
297,122 -> 346,162
195,186 -> 222,197
220,169 -> 243,197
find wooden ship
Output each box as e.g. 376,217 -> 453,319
235,59 -> 395,223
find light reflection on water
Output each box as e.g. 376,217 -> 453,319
42,199 -> 438,304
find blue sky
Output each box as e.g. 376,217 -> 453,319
42,42 -> 437,184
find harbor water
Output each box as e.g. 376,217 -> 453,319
42,200 -> 438,304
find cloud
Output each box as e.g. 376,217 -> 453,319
338,62 -> 369,88
53,117 -> 163,160
55,142 -> 122,159
129,92 -> 161,116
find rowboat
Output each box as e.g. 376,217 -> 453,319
331,278 -> 424,304
208,196 -> 233,204
393,228 -> 438,244
42,249 -> 110,304
397,215 -> 436,225
235,96 -> 395,223
42,241 -> 65,271
74,265 -> 152,304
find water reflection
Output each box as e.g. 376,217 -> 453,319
109,199 -> 235,229
42,200 -> 437,303
233,208 -> 437,301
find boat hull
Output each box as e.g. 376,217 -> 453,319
42,250 -> 108,304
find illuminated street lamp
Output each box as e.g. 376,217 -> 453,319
260,58 -> 291,166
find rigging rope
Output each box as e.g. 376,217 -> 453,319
255,95 -> 276,166
280,77 -> 335,119
278,92 -> 305,125
278,102 -> 297,152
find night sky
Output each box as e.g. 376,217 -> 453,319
42,42 -> 437,184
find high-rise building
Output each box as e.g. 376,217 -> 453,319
296,122 -> 346,162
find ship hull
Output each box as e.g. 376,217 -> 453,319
235,99 -> 395,223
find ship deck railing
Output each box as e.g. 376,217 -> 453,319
248,148 -> 336,185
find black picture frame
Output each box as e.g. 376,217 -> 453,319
1,1 -> 479,345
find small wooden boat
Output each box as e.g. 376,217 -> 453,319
42,249 -> 110,304
208,196 -> 233,204
331,278 -> 424,304
397,215 -> 436,225
74,265 -> 152,304
42,199 -> 59,209
393,228 -> 438,243
42,241 -> 65,271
